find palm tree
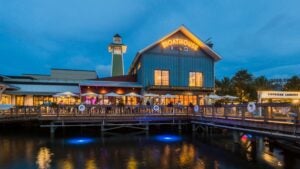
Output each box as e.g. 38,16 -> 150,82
284,76 -> 300,91
254,76 -> 272,90
232,69 -> 253,102
215,77 -> 235,96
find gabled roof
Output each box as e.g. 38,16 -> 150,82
128,25 -> 222,74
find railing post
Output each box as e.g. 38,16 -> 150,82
24,106 -> 27,118
212,106 -> 215,119
264,105 -> 269,123
10,107 -> 13,118
224,105 -> 228,119
297,105 -> 300,125
270,105 -> 273,120
16,107 -> 18,117
56,106 -> 59,118
242,105 -> 245,121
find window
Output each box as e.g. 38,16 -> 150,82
189,72 -> 203,87
16,96 -> 24,106
160,95 -> 198,106
113,46 -> 122,54
0,94 -> 11,104
137,62 -> 141,70
154,70 -> 169,86
33,96 -> 57,106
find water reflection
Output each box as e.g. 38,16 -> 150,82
179,143 -> 196,167
194,158 -> 205,169
160,145 -> 171,168
0,132 -> 300,169
58,159 -> 74,169
127,156 -> 138,169
85,159 -> 97,169
36,147 -> 53,169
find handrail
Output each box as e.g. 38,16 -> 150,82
0,104 -> 299,125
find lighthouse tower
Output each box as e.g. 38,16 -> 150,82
108,34 -> 127,76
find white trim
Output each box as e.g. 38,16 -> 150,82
122,54 -> 124,75
0,85 -> 7,103
122,53 -> 124,76
111,52 -> 113,76
128,25 -> 222,74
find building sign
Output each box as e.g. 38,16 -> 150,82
161,38 -> 199,50
258,91 -> 300,99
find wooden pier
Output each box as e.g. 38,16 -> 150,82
0,103 -> 299,139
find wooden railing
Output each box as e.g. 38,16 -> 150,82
0,103 -> 299,125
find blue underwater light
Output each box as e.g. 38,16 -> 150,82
67,137 -> 94,145
155,134 -> 182,143
247,134 -> 253,139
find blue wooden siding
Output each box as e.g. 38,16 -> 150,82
134,32 -> 215,88
138,53 -> 214,88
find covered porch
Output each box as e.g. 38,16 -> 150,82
80,81 -> 143,105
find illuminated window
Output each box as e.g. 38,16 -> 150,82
33,96 -> 57,106
154,70 -> 169,86
16,96 -> 24,106
113,46 -> 122,54
189,72 -> 203,87
137,62 -> 141,70
0,94 -> 11,104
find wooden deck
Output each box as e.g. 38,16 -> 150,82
0,104 -> 299,137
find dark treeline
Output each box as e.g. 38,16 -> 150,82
215,69 -> 300,102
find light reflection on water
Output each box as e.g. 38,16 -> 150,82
67,137 -> 94,145
36,147 -> 53,169
0,132 -> 299,169
127,156 -> 138,169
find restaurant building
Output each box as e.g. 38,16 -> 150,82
258,90 -> 300,104
0,25 -> 221,106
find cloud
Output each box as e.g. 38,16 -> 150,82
96,64 -> 111,77
0,0 -> 149,40
1,0 -> 300,79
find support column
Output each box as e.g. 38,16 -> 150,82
101,125 -> 105,132
101,120 -> 105,132
192,124 -> 197,132
232,131 -> 240,153
250,137 -> 257,160
178,120 -> 182,131
145,123 -> 149,139
0,85 -> 7,103
232,131 -> 239,144
50,122 -> 56,138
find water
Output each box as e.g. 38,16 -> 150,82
0,129 -> 299,169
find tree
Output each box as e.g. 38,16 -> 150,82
284,76 -> 300,91
215,77 -> 235,96
254,76 -> 272,90
232,69 -> 254,102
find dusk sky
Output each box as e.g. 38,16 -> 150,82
0,0 -> 299,79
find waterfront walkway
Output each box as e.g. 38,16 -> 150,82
0,103 -> 299,139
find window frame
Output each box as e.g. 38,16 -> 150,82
189,71 -> 203,87
154,69 -> 170,86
